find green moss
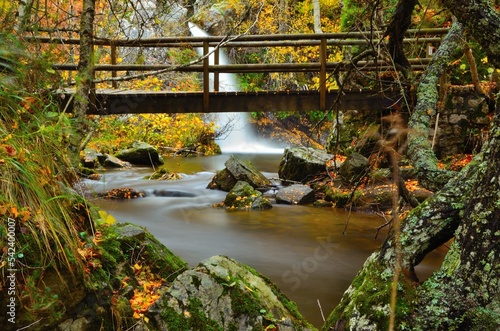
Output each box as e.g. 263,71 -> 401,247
320,184 -> 363,208
160,298 -> 224,330
324,259 -> 416,330
114,223 -> 187,281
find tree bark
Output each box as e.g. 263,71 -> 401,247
411,107 -> 500,330
384,0 -> 417,70
406,21 -> 464,192
71,0 -> 95,162
313,0 -> 323,34
16,0 -> 34,33
440,0 -> 500,68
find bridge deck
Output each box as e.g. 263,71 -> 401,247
60,88 -> 406,114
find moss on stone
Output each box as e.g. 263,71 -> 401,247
160,298 -> 224,330
115,223 -> 188,281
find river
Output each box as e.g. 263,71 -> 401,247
83,153 -> 447,328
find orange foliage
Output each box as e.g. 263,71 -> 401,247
129,263 -> 165,319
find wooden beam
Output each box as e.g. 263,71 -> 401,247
56,89 -> 407,115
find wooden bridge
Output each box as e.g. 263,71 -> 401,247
35,28 -> 449,114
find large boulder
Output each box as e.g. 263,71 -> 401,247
114,141 -> 163,166
338,152 -> 370,185
278,147 -> 335,183
224,180 -> 272,210
147,255 -> 315,331
207,155 -> 273,191
276,184 -> 315,205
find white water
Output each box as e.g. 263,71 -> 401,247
188,23 -> 283,154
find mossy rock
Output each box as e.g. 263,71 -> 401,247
208,155 -> 273,191
278,147 -> 334,183
113,223 -> 188,281
339,152 -> 370,185
114,141 -> 164,166
52,223 -> 189,331
147,255 -> 316,331
224,181 -> 272,210
318,183 -> 362,208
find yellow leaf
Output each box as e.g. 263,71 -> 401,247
98,210 -> 117,225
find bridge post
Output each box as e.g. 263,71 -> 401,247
203,41 -> 209,111
214,47 -> 219,91
320,38 -> 327,111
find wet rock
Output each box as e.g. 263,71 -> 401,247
114,141 -> 163,166
58,317 -> 91,331
115,224 -> 146,241
147,167 -> 182,180
223,181 -> 272,210
147,255 -> 314,331
102,154 -> 131,168
81,148 -> 102,168
276,184 -> 314,205
208,155 -> 273,191
151,189 -> 196,197
278,147 -> 335,183
339,152 -> 369,185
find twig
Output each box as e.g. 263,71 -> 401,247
374,211 -> 393,239
17,318 -> 43,330
431,112 -> 439,149
317,299 -> 326,322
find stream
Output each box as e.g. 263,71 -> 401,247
83,153 -> 447,328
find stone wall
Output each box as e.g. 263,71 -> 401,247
430,85 -> 495,158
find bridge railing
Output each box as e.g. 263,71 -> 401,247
28,28 -> 448,111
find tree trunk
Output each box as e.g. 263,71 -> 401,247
406,21 -> 463,192
384,0 -> 417,70
278,0 -> 288,34
313,0 -> 323,34
71,0 -> 95,163
323,1 -> 500,329
411,108 -> 500,330
16,0 -> 34,33
440,0 -> 500,68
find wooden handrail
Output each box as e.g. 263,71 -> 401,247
25,28 -> 449,46
52,58 -> 432,72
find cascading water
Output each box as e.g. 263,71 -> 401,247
188,23 -> 283,154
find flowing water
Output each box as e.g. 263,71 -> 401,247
188,23 -> 284,154
83,153 -> 447,328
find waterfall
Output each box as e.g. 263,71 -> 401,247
188,23 -> 283,154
